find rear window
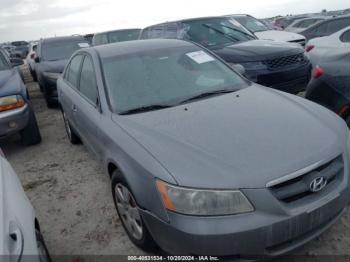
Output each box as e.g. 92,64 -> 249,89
108,29 -> 141,43
42,40 -> 89,61
11,41 -> 28,46
92,33 -> 109,46
0,52 -> 10,71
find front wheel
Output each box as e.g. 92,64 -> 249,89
111,171 -> 157,252
20,107 -> 42,145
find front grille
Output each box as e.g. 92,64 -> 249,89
269,155 -> 344,204
262,53 -> 308,70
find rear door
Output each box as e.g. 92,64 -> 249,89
74,54 -> 103,158
59,54 -> 84,133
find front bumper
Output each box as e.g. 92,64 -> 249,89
142,160 -> 350,258
0,104 -> 30,137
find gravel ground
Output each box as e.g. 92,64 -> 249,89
1,67 -> 350,261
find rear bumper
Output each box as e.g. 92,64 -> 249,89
142,172 -> 350,258
0,104 -> 30,137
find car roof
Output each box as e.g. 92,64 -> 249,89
91,39 -> 196,59
40,35 -> 87,45
144,16 -> 234,29
95,28 -> 141,36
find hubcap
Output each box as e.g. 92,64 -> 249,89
115,184 -> 143,240
63,112 -> 72,140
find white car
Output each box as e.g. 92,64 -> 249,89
0,148 -> 50,262
285,17 -> 327,33
305,26 -> 350,66
25,42 -> 38,80
228,14 -> 307,46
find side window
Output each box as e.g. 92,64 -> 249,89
66,55 -> 83,87
79,56 -> 98,105
149,25 -> 166,38
341,29 -> 350,42
313,22 -> 329,34
163,23 -> 180,39
93,33 -> 108,45
327,19 -> 350,34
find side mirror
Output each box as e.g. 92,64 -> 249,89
10,58 -> 24,67
34,57 -> 40,63
230,64 -> 246,75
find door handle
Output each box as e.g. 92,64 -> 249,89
72,104 -> 77,113
9,221 -> 24,262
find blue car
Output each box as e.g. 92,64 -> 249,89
0,48 -> 41,145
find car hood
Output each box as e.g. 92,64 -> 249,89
255,30 -> 305,42
38,59 -> 68,74
113,85 -> 347,189
0,69 -> 23,96
213,40 -> 303,62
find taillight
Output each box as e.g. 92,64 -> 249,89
305,45 -> 315,52
312,66 -> 324,79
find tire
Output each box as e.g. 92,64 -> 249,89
35,229 -> 52,262
20,106 -> 42,146
111,170 -> 157,252
39,84 -> 44,92
62,110 -> 81,144
45,97 -> 57,108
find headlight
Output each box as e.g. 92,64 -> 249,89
235,61 -> 267,71
0,95 -> 25,112
43,72 -> 60,81
156,180 -> 254,216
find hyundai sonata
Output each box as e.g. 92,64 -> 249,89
57,39 -> 350,258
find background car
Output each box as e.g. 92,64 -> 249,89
26,42 -> 38,81
0,150 -> 51,261
285,17 -> 328,33
10,41 -> 29,59
305,26 -> 350,125
34,35 -> 89,107
228,14 -> 306,46
274,15 -> 309,29
0,48 -> 41,145
300,15 -> 350,40
92,28 -> 141,46
58,39 -> 350,258
140,16 -> 311,94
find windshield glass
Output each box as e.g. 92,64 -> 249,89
183,18 -> 255,48
0,52 -> 10,71
234,16 -> 268,32
42,40 -> 88,61
103,45 -> 247,114
108,29 -> 141,43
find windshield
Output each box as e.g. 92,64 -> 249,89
233,16 -> 268,32
108,29 -> 141,43
103,46 -> 247,114
183,18 -> 255,48
42,40 -> 88,61
0,52 -> 10,71
11,41 -> 28,47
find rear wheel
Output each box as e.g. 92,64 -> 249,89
20,106 -> 42,145
62,110 -> 80,144
111,170 -> 157,252
36,230 -> 51,262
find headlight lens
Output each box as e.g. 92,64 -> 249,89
0,95 -> 25,112
235,61 -> 267,71
156,180 -> 254,216
43,72 -> 60,81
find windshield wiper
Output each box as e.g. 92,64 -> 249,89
119,104 -> 173,115
219,24 -> 256,39
202,24 -> 240,42
178,89 -> 236,104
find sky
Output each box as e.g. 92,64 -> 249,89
0,0 -> 349,42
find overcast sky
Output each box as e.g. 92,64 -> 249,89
0,0 -> 349,42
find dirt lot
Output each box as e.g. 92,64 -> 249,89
1,68 -> 350,260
